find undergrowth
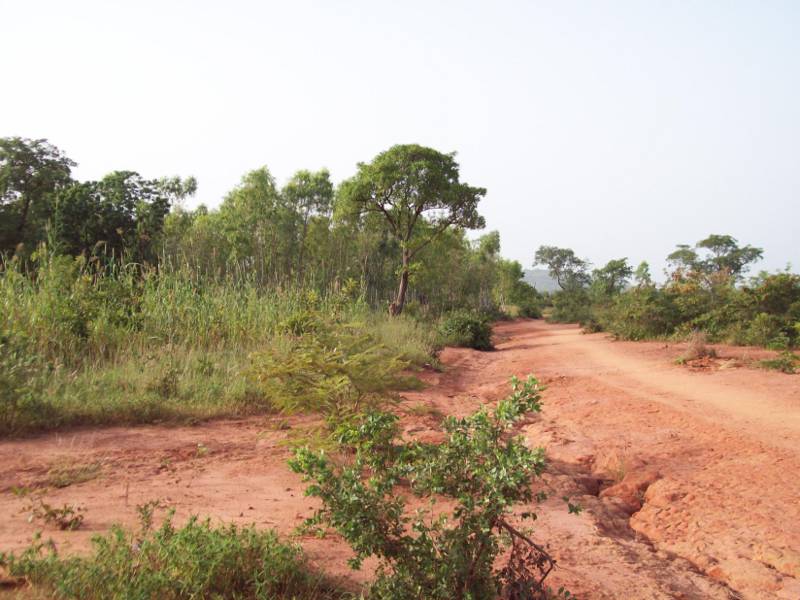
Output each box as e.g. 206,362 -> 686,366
0,510 -> 347,600
0,254 -> 438,435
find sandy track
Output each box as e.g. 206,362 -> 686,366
1,320 -> 798,598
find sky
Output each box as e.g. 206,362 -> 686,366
2,0 -> 798,277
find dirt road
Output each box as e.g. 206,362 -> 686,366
2,320 -> 798,598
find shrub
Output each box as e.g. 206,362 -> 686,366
547,289 -> 592,324
0,511 -> 345,600
758,351 -> 799,374
290,375 -> 568,600
248,322 -> 416,422
437,310 -> 493,350
599,287 -> 680,340
742,312 -> 784,348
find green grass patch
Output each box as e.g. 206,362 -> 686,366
0,511 -> 347,600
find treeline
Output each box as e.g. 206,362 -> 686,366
0,138 -> 539,316
535,236 -> 800,349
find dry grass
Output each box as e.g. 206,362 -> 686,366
676,331 -> 717,364
44,460 -> 103,489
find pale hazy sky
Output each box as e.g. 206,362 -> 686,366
2,0 -> 798,275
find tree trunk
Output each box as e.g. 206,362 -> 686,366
389,249 -> 410,316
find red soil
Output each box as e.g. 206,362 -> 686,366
1,320 -> 799,598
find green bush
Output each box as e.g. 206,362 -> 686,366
547,289 -> 592,324
248,322 -> 418,422
741,312 -> 785,348
0,510 -> 345,600
437,310 -> 493,350
290,375 -> 570,600
598,287 -> 680,340
758,350 -> 799,374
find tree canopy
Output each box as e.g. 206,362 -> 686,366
533,245 -> 590,291
339,144 -> 486,315
0,137 -> 76,254
667,234 -> 763,280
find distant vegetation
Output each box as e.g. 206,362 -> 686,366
534,235 -> 800,352
0,137 -> 544,436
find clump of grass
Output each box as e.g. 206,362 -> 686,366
0,511 -> 347,600
758,350 -> 799,374
45,461 -> 102,489
676,331 -> 717,364
366,313 -> 441,368
404,403 -> 445,421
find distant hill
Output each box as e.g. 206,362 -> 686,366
523,269 -> 560,293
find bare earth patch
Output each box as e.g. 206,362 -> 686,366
2,320 -> 799,599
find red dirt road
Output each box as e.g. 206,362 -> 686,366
2,320 -> 799,598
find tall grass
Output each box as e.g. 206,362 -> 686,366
0,252 -> 437,435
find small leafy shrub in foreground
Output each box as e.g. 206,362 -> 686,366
290,375 -> 568,600
0,510 -> 345,600
437,310 -> 493,350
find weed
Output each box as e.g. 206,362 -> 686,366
146,364 -> 180,399
195,443 -> 210,458
0,259 -> 438,436
23,497 -> 85,531
758,351 -> 799,374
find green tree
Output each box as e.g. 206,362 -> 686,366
218,167 -> 297,278
666,244 -> 698,275
282,169 -> 334,275
634,261 -> 653,287
338,145 -> 486,315
533,245 -> 590,291
667,235 -> 763,281
696,234 -> 763,278
0,137 -> 75,254
592,258 -> 633,297
51,171 -> 193,261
